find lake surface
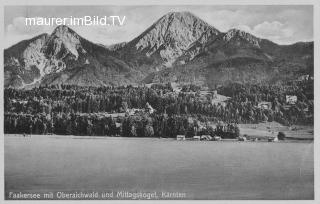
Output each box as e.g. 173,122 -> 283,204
5,135 -> 314,200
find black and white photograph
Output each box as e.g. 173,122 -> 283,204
1,0 -> 318,202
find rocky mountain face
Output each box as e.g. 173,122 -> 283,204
4,12 -> 313,88
147,34 -> 313,86
223,29 -> 261,48
107,42 -> 127,51
117,11 -> 220,69
5,25 -> 135,88
4,33 -> 48,87
138,16 -> 313,86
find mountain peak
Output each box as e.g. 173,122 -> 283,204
51,25 -> 77,37
45,25 -> 84,60
164,11 -> 195,18
129,11 -> 220,67
226,28 -> 254,36
159,11 -> 212,28
224,28 -> 261,47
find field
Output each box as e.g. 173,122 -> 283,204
5,135 -> 314,200
239,122 -> 314,140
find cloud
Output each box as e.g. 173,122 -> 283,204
7,17 -> 49,34
193,6 -> 312,44
235,21 -> 295,44
195,9 -> 257,32
5,17 -> 55,48
253,21 -> 294,38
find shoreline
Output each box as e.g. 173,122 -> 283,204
4,134 -> 313,142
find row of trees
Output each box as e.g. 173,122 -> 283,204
4,80 -> 313,137
5,81 -> 313,126
218,81 -> 313,125
4,112 -> 238,138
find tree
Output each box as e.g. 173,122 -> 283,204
278,132 -> 286,140
144,125 -> 154,137
122,101 -> 128,112
130,125 -> 137,137
234,125 -> 240,138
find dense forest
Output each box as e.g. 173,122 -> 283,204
4,79 -> 313,137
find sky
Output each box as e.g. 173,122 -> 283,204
4,5 -> 313,48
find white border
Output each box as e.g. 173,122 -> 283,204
0,1 -> 319,204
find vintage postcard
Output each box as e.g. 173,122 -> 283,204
0,0 -> 318,203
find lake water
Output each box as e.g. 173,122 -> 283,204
5,135 -> 314,200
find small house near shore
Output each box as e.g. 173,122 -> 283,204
201,135 -> 212,141
193,136 -> 201,140
177,135 -> 186,141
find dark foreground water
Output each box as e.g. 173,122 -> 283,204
5,135 -> 314,200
